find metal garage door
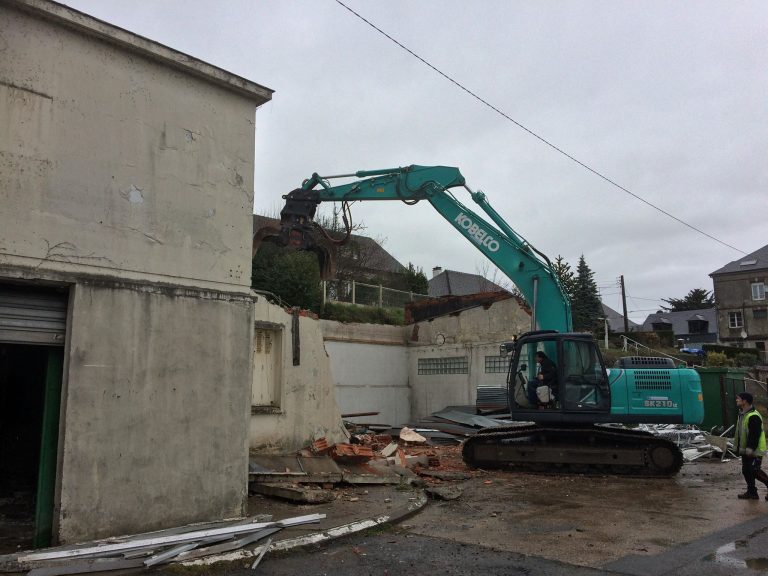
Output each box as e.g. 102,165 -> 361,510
0,286 -> 68,346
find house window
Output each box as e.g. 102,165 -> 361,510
728,311 -> 743,328
752,282 -> 766,301
418,356 -> 468,375
252,325 -> 283,411
754,308 -> 768,320
688,320 -> 708,334
485,355 -> 509,373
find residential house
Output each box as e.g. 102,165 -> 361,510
640,308 -> 718,348
710,243 -> 768,361
253,214 -> 406,283
429,267 -> 508,297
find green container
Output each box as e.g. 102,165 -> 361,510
695,367 -> 748,433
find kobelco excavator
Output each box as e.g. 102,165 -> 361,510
255,165 -> 704,476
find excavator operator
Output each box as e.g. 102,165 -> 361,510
527,351 -> 558,407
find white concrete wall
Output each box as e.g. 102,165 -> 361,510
59,283 -> 253,542
249,302 -> 346,453
0,2 -> 259,292
326,341 -> 410,426
321,320 -> 410,427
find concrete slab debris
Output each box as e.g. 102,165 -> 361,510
417,470 -> 471,481
340,463 -> 401,485
251,484 -> 336,504
249,455 -> 343,484
380,442 -> 399,457
425,485 -> 463,501
399,427 -> 427,443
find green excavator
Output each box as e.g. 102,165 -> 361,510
255,165 -> 704,476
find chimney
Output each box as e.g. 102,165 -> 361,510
432,266 -> 443,278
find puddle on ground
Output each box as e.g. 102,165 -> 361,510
705,527 -> 768,571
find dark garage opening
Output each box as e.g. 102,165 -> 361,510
0,344 -> 55,552
0,285 -> 67,553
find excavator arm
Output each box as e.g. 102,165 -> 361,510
255,165 -> 572,332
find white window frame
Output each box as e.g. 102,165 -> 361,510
728,311 -> 743,328
752,282 -> 766,301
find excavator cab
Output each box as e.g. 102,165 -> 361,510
507,331 -> 611,423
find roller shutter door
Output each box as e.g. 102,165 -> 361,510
0,286 -> 68,346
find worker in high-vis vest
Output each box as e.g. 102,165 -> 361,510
734,392 -> 768,500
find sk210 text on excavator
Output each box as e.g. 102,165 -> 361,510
255,165 -> 704,476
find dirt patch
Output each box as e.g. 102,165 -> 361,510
404,449 -> 764,568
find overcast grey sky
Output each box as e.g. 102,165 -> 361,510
63,0 -> 767,323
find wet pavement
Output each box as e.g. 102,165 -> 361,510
167,451 -> 768,575
8,448 -> 768,574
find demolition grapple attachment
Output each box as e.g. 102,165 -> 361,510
252,188 -> 345,280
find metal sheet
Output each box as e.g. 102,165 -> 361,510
0,286 -> 68,346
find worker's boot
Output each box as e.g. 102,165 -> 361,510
737,491 -> 759,500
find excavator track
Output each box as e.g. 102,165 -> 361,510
462,423 -> 683,477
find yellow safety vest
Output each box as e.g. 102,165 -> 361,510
735,408 -> 767,456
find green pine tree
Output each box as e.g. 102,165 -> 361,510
401,263 -> 429,295
552,255 -> 576,304
571,255 -> 602,332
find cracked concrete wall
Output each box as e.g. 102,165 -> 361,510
59,283 -> 253,542
0,4 -> 256,290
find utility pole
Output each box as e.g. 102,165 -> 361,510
620,275 -> 629,333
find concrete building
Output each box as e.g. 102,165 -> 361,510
710,244 -> 768,361
0,0 -> 274,547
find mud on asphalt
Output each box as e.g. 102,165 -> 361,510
242,445 -> 763,572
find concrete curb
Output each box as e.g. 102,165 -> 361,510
183,490 -> 428,566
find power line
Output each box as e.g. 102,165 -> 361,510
334,0 -> 746,255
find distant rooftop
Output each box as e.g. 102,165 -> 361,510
710,243 -> 768,276
640,307 -> 717,335
428,269 -> 507,298
252,215 -> 406,274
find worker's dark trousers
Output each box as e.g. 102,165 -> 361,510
741,455 -> 768,494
